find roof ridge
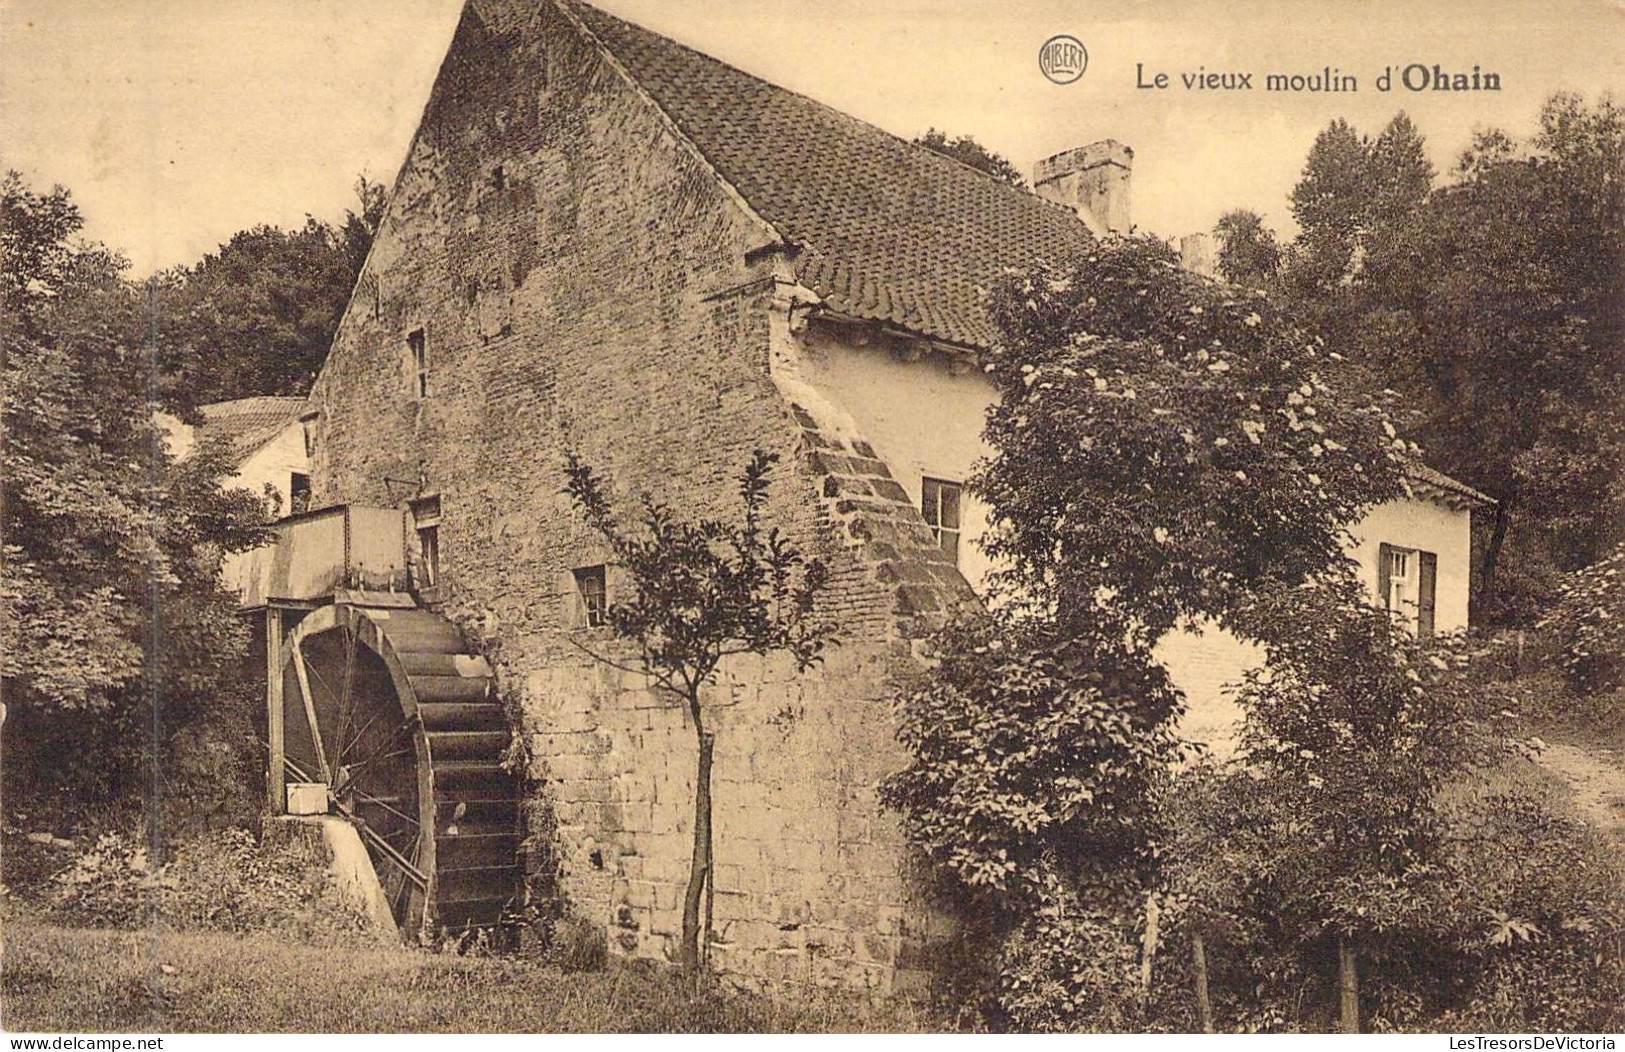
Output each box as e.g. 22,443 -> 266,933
561,0 -> 1096,349
566,0 -> 1069,220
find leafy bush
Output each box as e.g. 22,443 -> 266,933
994,887 -> 1146,1032
882,614 -> 1182,1025
1539,542 -> 1625,694
49,827 -> 369,941
883,616 -> 1181,905
1160,731 -> 1625,1032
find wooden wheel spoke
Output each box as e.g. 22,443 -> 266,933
351,790 -> 420,829
290,640 -> 333,785
332,626 -> 359,773
333,720 -> 414,797
337,706 -> 387,765
334,747 -> 414,797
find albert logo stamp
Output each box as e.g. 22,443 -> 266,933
1040,35 -> 1088,84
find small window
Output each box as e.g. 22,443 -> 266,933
408,328 -> 428,398
289,472 -> 311,515
298,412 -> 319,458
1378,542 -> 1437,638
492,164 -> 505,191
574,565 -> 607,628
921,478 -> 963,564
411,496 -> 442,588
417,525 -> 440,587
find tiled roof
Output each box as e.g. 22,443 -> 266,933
1404,459 -> 1496,507
197,396 -> 307,464
568,1 -> 1094,350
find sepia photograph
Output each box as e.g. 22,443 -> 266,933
1,0 -> 1621,1037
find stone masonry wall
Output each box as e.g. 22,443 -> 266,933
305,0 -> 966,992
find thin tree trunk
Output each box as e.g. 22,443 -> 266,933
680,711 -> 715,975
1338,937 -> 1360,1034
1477,498 -> 1511,617
1192,932 -> 1214,1033
1139,893 -> 1160,990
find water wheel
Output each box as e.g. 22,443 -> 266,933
277,600 -> 521,939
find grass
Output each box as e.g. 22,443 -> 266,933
0,914 -> 930,1033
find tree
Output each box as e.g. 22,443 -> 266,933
1213,209 -> 1282,289
883,614 -> 1185,1029
1367,95 -> 1623,620
977,235 -> 1406,647
563,450 -> 836,973
1227,579 -> 1490,1030
1,172 -> 272,801
1287,118 -> 1371,300
171,176 -> 387,402
885,236 -> 1410,1028
1361,112 -> 1433,282
914,128 -> 1028,189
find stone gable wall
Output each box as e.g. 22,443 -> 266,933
304,0 -> 964,993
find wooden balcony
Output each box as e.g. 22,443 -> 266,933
232,505 -> 408,609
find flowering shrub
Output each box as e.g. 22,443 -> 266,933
886,237 -> 1417,1028
980,235 -> 1406,644
1538,542 -> 1625,694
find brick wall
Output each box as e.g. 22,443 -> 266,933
305,0 -> 960,992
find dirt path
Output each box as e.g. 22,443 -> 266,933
1536,740 -> 1625,843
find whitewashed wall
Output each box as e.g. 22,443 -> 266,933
794,322 -> 1476,756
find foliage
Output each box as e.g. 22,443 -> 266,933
563,449 -> 837,972
1,171 -> 126,313
1213,210 -> 1282,288
1539,541 -> 1625,694
563,450 -> 834,700
0,171 -> 273,803
1163,737 -> 1625,1032
979,234 -> 1406,646
882,616 -> 1180,908
46,827 -> 369,940
1217,96 -> 1624,623
162,174 -> 386,401
1229,581 -> 1494,935
994,885 -> 1147,1032
913,128 -> 1027,189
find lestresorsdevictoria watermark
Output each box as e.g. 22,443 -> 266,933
1447,1038 -> 1617,1050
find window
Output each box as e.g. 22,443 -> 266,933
289,472 -> 311,515
574,565 -> 607,628
298,411 -> 319,458
411,496 -> 441,588
408,328 -> 428,398
491,164 -> 505,191
1378,542 -> 1437,638
921,477 -> 963,564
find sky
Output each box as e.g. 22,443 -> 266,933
2,0 -> 1620,277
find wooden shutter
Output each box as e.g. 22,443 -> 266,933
1417,551 -> 1437,638
1377,543 -> 1394,611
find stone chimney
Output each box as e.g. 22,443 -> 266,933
1179,233 -> 1216,277
1033,140 -> 1133,235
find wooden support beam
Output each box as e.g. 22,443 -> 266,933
266,609 -> 285,814
291,637 -> 333,786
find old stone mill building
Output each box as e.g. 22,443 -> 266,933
239,0 -> 1490,992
